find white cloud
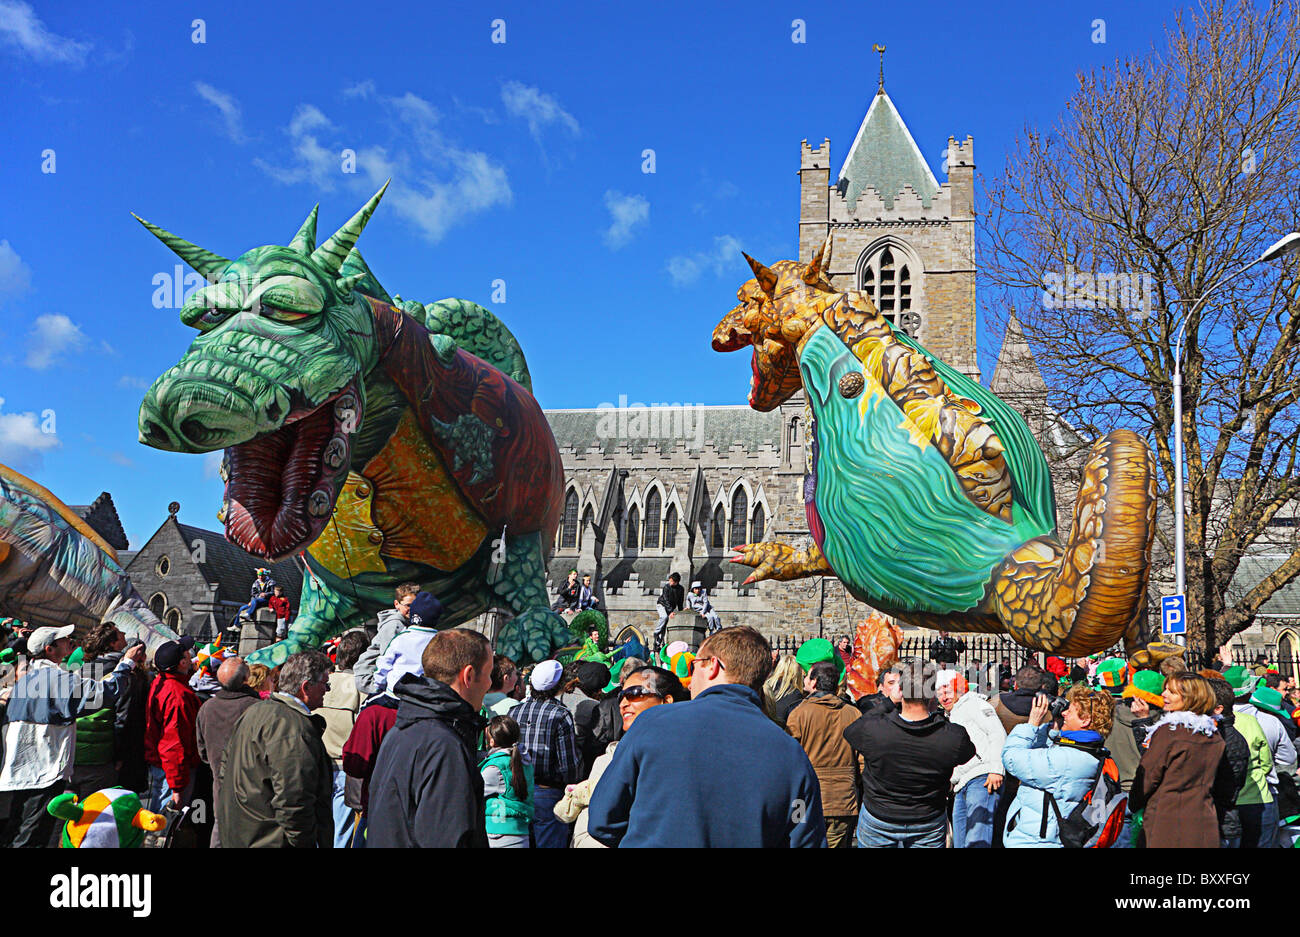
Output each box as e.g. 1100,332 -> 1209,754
194,81 -> 246,143
603,190 -> 649,249
108,451 -> 134,468
202,451 -> 224,479
357,145 -> 511,243
500,81 -> 579,148
25,313 -> 87,369
118,375 -> 151,390
0,1 -> 91,65
0,239 -> 32,303
342,79 -> 375,99
254,104 -> 341,190
0,396 -> 59,471
666,235 -> 745,287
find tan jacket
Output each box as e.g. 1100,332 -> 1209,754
787,693 -> 862,816
317,671 -> 360,765
555,741 -> 618,848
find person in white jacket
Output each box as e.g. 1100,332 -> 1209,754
373,592 -> 443,694
937,669 -> 1006,848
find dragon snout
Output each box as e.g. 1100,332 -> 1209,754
712,304 -> 753,351
140,377 -> 290,453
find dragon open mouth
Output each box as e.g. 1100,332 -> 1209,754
223,378 -> 361,560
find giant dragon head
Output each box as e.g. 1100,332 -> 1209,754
136,184 -> 390,560
711,237 -> 838,411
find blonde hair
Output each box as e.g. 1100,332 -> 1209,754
1164,672 -> 1216,715
246,663 -> 271,693
763,653 -> 803,704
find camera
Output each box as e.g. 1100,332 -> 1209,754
1047,694 -> 1071,719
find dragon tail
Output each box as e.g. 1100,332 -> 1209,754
990,429 -> 1158,656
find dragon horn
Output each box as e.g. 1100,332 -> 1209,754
289,204 -> 320,255
335,272 -> 366,294
742,252 -> 778,295
311,181 -> 390,274
804,233 -> 832,284
132,214 -> 230,282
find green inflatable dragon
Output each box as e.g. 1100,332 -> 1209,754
134,184 -> 571,666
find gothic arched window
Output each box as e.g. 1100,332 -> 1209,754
730,489 -> 749,548
560,490 -> 579,550
663,504 -> 678,549
711,505 -> 725,549
580,506 -> 594,549
149,592 -> 166,619
1281,631 -> 1297,680
627,505 -> 640,551
860,245 -> 920,337
644,489 -> 662,550
752,504 -> 766,544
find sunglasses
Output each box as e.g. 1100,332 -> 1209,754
687,656 -> 725,675
618,685 -> 663,702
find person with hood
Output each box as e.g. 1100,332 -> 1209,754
1204,675 -> 1252,847
217,650 -> 335,848
989,663 -> 1053,846
372,591 -> 442,694
1000,685 -> 1113,848
318,629 -> 367,848
1095,657 -> 1143,847
653,572 -> 685,649
937,669 -> 1006,848
352,583 -> 418,697
787,660 -> 862,848
144,637 -> 202,813
843,658 -> 974,847
195,656 -> 261,847
0,625 -> 143,847
687,581 -> 721,635
366,629 -> 493,848
1224,665 -> 1295,847
1129,672 -> 1236,847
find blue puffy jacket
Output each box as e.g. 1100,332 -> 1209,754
1001,724 -> 1105,848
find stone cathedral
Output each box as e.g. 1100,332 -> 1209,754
533,81 -> 1067,645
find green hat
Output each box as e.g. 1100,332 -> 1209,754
795,638 -> 845,683
1250,685 -> 1291,720
1222,665 -> 1260,697
1095,657 -> 1129,693
1122,669 -> 1164,707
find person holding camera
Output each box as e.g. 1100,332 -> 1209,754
1000,685 -> 1114,847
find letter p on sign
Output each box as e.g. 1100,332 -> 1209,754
1161,595 -> 1185,636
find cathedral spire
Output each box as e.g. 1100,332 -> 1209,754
874,44 -> 886,95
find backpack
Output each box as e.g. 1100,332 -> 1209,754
1039,746 -> 1127,848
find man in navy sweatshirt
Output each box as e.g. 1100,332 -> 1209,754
587,626 -> 826,848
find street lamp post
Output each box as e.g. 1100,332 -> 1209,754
1168,232 -> 1300,647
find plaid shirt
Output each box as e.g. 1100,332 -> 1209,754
511,696 -> 579,787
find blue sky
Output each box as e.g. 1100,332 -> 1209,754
0,0 -> 1193,547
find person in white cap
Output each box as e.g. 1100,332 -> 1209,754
509,659 -> 580,847
687,582 -> 721,635
0,625 -> 144,847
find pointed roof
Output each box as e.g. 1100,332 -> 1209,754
990,315 -> 1049,397
67,492 -> 129,552
836,89 -> 941,212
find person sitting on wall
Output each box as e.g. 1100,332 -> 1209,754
552,570 -> 581,615
578,574 -> 603,613
654,574 -> 685,650
268,585 -> 292,641
237,569 -> 277,622
687,582 -> 721,636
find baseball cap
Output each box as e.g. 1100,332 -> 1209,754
408,592 -> 443,629
28,625 -> 75,656
530,659 -> 564,692
153,636 -> 195,672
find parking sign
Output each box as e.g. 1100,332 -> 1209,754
1161,594 -> 1186,635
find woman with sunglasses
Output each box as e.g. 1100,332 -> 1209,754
555,666 -> 686,847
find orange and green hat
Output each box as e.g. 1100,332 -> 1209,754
667,651 -> 695,683
1122,670 -> 1164,707
1095,657 -> 1130,692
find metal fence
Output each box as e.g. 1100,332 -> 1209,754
769,632 -> 1123,673
1230,647 -> 1299,680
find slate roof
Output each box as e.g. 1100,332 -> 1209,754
836,89 -> 941,211
67,492 -> 129,552
175,521 -> 303,612
1228,554 -> 1300,617
545,406 -> 781,456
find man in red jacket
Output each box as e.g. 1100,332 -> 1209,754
144,637 -> 201,812
340,691 -> 400,848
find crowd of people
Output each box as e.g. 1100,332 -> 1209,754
1,586 -> 1298,848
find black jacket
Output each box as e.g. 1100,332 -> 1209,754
84,649 -> 148,780
928,636 -> 966,665
854,692 -> 897,719
1217,715 -> 1250,839
656,583 -> 685,613
843,710 -> 975,824
366,674 -> 488,848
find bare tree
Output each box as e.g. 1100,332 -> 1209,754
981,0 -> 1300,663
